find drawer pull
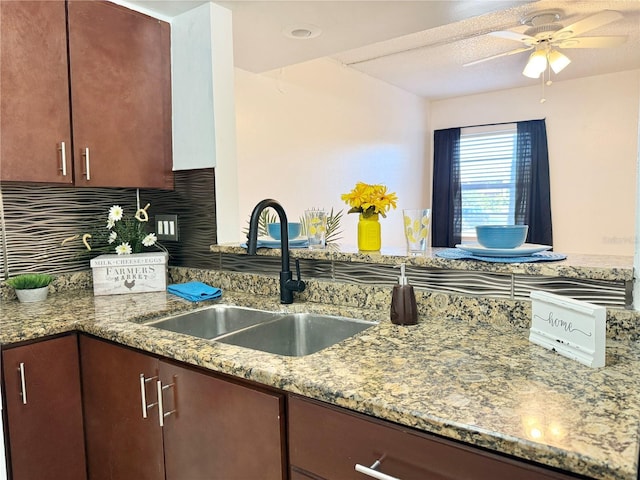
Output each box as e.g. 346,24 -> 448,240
355,459 -> 400,480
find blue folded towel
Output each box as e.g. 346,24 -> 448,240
167,282 -> 222,302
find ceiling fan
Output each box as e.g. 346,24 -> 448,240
464,9 -> 627,79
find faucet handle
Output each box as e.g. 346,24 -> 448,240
295,258 -> 302,281
284,259 -> 306,296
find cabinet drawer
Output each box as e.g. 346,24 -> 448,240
288,396 -> 576,480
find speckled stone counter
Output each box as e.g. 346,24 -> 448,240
1,287 -> 639,480
211,243 -> 634,282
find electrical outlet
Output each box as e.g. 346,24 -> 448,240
155,214 -> 179,241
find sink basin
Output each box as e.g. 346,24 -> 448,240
216,313 -> 375,357
145,305 -> 376,357
145,305 -> 284,340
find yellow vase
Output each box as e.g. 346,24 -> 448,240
358,213 -> 381,252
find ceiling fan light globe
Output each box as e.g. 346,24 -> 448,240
522,50 -> 547,78
548,50 -> 571,73
522,64 -> 542,79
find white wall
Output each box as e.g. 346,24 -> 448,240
233,58 -> 429,248
431,69 -> 640,256
232,59 -> 638,255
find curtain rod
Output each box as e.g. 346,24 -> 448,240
444,118 -> 546,131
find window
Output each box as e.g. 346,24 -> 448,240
459,124 -> 517,240
432,119 -> 551,247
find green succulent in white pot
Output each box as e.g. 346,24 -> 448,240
6,273 -> 54,303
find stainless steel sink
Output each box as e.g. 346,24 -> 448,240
216,313 -> 375,357
145,305 -> 284,340
144,305 -> 376,357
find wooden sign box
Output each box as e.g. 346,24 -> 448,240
90,252 -> 168,296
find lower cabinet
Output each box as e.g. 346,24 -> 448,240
79,335 -> 285,480
288,395 -> 578,480
1,334 -> 86,480
0,333 -> 590,480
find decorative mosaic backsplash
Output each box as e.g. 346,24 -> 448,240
0,169 -> 218,279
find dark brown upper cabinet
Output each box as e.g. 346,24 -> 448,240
0,1 -> 72,184
0,1 -> 173,189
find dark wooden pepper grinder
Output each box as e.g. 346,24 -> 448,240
390,263 -> 418,325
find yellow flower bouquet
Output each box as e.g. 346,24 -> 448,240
341,182 -> 398,218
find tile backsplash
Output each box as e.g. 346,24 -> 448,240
0,169 -> 217,279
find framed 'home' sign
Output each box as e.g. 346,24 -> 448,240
529,291 -> 606,368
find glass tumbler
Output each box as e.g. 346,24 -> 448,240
305,209 -> 327,249
403,209 -> 431,255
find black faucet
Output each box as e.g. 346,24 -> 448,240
247,199 -> 306,304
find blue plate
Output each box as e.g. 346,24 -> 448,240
257,236 -> 308,248
455,243 -> 552,257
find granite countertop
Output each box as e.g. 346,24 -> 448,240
211,243 -> 635,282
1,289 -> 639,480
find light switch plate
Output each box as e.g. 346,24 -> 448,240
155,214 -> 179,241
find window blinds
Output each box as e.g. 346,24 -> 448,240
459,125 -> 517,238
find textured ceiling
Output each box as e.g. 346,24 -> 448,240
332,0 -> 640,99
215,0 -> 530,73
123,0 -> 640,100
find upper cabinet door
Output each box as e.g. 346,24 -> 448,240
0,1 -> 73,184
68,0 -> 173,189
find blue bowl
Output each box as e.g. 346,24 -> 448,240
267,222 -> 301,241
475,225 -> 528,249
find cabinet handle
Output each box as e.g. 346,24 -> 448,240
58,141 -> 67,176
139,374 -> 158,419
82,147 -> 91,180
355,459 -> 400,480
156,380 -> 176,427
18,362 -> 27,405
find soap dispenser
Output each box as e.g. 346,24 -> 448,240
390,263 -> 418,325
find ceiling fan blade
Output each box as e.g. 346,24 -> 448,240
489,30 -> 538,46
554,10 -> 623,39
463,46 -> 532,67
555,35 -> 628,49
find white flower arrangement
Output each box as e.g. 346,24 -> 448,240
63,203 -> 164,255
